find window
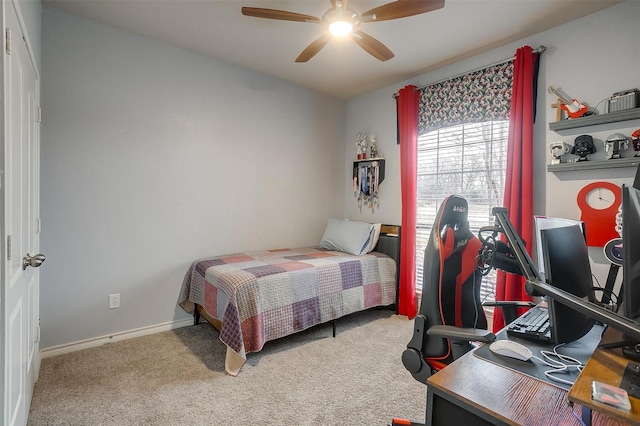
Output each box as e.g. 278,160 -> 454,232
415,120 -> 509,302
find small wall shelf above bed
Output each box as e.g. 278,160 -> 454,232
353,158 -> 385,184
353,158 -> 385,212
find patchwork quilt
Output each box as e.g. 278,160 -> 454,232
179,247 -> 396,373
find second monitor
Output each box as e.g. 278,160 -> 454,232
539,224 -> 596,344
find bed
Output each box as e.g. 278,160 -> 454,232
178,221 -> 401,375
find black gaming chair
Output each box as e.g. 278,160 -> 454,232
401,195 -> 533,384
392,196 -> 535,426
401,195 -> 494,383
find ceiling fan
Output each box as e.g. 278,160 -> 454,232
241,0 -> 445,62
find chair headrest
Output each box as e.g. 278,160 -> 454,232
438,195 -> 474,258
438,195 -> 470,228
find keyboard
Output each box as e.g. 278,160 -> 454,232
506,305 -> 551,342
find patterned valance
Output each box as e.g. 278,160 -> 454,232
418,62 -> 514,134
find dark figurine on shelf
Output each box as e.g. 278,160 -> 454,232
571,134 -> 596,161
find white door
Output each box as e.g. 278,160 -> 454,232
4,2 -> 42,425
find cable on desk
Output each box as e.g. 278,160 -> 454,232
531,343 -> 586,386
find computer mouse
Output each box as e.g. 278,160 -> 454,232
489,340 -> 533,361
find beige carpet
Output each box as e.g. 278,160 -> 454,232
28,309 -> 427,425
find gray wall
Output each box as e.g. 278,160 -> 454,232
40,7 -> 346,349
343,1 -> 640,296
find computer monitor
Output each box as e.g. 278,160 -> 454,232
540,225 -> 596,343
622,184 -> 640,325
534,216 -> 585,278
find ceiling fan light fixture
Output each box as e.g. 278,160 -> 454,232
242,0 -> 445,62
328,20 -> 353,36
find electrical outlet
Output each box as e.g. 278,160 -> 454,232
109,293 -> 120,310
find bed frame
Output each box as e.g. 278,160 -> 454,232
192,224 -> 402,336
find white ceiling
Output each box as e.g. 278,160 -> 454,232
42,0 -> 622,99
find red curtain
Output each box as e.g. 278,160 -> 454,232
397,85 -> 419,318
493,46 -> 538,331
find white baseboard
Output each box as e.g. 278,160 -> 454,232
40,317 -> 194,359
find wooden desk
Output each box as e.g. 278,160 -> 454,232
426,346 -> 630,425
568,341 -> 640,424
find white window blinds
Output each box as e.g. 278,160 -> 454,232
416,121 -> 509,302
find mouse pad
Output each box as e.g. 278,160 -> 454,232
474,324 -> 604,390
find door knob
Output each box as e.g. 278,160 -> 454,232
23,253 -> 45,270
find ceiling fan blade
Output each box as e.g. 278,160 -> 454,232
351,31 -> 394,62
295,33 -> 332,62
361,0 -> 445,22
241,7 -> 320,23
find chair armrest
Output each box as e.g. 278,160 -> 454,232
427,325 -> 496,343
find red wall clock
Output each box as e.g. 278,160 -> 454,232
576,181 -> 622,247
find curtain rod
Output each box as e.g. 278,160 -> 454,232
392,45 -> 546,98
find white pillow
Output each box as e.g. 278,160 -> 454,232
320,219 -> 375,255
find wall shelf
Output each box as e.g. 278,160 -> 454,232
353,158 -> 385,184
353,158 -> 385,212
547,156 -> 640,172
549,108 -> 640,131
